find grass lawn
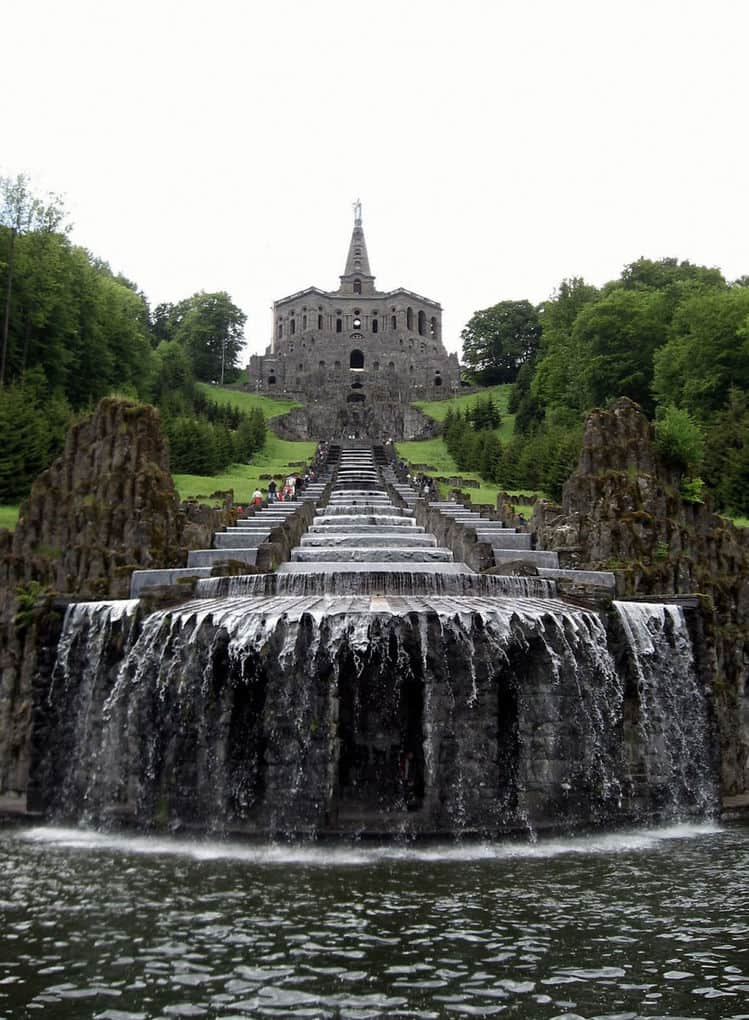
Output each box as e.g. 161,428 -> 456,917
196,382 -> 301,419
403,384 -> 541,509
413,383 -> 516,442
0,505 -> 20,531
173,432 -> 317,503
723,514 -> 749,528
395,438 -> 541,511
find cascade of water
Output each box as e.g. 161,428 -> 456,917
614,601 -> 718,817
34,444 -> 719,837
33,600 -> 142,820
36,593 -> 636,835
195,572 -> 558,599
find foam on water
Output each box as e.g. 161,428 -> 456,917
17,821 -> 726,867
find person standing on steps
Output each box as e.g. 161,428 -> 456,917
268,479 -> 277,503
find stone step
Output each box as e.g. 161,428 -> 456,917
317,507 -> 412,518
187,548 -> 258,567
130,567 -> 211,597
290,547 -> 454,563
479,533 -> 532,550
308,522 -> 424,533
538,567 -> 616,591
492,549 -> 559,568
278,560 -> 472,575
300,533 -> 437,547
214,532 -> 270,548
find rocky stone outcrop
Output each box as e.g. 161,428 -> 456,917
0,398 -> 197,796
3,398 -> 183,598
530,397 -> 749,796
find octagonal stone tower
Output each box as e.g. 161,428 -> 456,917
247,203 -> 460,439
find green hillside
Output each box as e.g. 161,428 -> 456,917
195,382 -> 301,419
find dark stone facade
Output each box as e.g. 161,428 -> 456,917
247,204 -> 460,438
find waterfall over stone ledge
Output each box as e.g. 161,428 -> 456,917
28,445 -> 720,837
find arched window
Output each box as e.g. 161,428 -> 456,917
406,307 -> 413,330
336,318 -> 343,333
302,314 -> 307,330
290,318 -> 296,335
388,361 -> 395,371
353,279 -> 362,294
334,360 -> 341,370
350,349 -> 364,369
435,372 -> 443,387
268,374 -> 276,385
391,314 -> 397,330
373,361 -> 380,371
418,310 -> 426,336
319,360 -> 326,369
318,314 -> 323,329
430,316 -> 437,338
372,318 -> 378,333
277,321 -> 283,339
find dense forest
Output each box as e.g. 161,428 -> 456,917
0,174 -> 262,500
456,261 -> 749,512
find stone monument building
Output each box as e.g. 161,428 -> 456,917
247,203 -> 460,440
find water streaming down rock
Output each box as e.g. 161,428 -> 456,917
31,445 -> 720,836
614,601 -> 719,815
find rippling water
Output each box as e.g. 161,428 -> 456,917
1,822 -> 748,1019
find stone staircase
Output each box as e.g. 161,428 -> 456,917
130,477 -> 329,597
278,447 -> 470,579
131,442 -> 615,597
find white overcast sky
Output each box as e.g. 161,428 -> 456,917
2,0 -> 748,358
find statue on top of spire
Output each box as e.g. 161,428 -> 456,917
353,198 -> 362,225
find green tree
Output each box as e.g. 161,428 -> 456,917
573,288 -> 670,414
0,173 -> 67,386
173,291 -> 247,383
654,405 -> 704,475
461,300 -> 541,385
531,277 -> 600,414
653,288 -> 749,420
619,256 -> 726,298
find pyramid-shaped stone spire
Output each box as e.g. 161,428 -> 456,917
339,199 -> 376,295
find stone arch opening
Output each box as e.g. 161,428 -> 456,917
268,375 -> 276,385
350,349 -> 364,369
346,392 -> 366,403
418,310 -> 426,336
353,279 -> 362,294
435,373 -> 443,387
351,380 -> 363,389
406,307 -> 414,330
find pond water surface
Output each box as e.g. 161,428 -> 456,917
1,822 -> 748,1019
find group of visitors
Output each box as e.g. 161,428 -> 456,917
250,468 -> 320,508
